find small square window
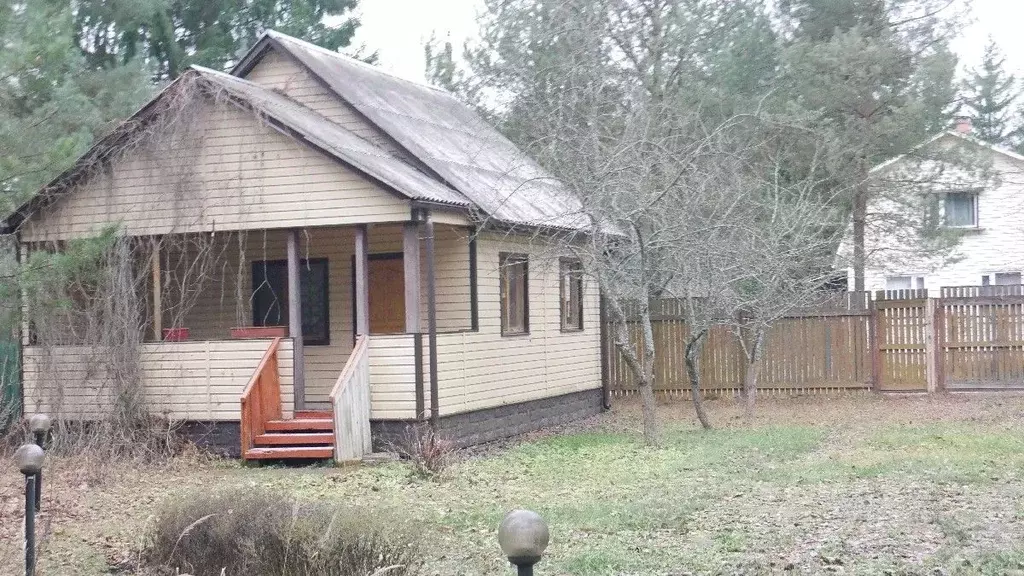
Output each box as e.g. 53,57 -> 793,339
560,258 -> 584,331
944,192 -> 978,227
500,253 -> 529,335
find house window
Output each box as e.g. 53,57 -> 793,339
944,192 -> 978,227
500,253 -> 529,335
982,272 -> 1022,286
252,259 -> 330,345
886,275 -> 925,290
560,258 -> 584,331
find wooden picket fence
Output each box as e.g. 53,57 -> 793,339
604,286 -> 1024,395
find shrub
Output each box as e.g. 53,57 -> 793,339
389,424 -> 457,478
144,488 -> 421,576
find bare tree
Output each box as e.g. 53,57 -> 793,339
440,0 -> 852,441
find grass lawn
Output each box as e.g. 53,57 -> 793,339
4,393 -> 1024,575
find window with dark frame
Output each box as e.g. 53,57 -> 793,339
560,258 -> 584,331
499,252 -> 529,335
251,259 -> 330,345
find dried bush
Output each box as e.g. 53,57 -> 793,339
389,424 -> 457,479
143,488 -> 421,576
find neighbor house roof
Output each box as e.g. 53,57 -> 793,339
870,130 -> 1024,175
234,30 -> 588,230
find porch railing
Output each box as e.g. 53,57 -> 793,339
240,337 -> 282,458
330,334 -> 372,462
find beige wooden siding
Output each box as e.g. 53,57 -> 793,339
424,231 -> 602,416
429,210 -> 471,227
23,338 -> 294,421
367,334 -> 417,419
20,98 -> 412,242
244,49 -> 414,161
428,225 -> 473,332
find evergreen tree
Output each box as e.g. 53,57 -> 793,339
781,0 -> 962,292
0,0 -> 152,208
961,38 -> 1020,146
74,0 -> 366,79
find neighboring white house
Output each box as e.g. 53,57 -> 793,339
845,125 -> 1024,292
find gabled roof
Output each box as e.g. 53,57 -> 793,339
234,30 -> 588,230
870,130 -> 1024,175
7,30 -> 588,234
192,66 -> 470,208
2,68 -> 470,232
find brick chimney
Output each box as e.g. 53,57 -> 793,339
954,116 -> 973,134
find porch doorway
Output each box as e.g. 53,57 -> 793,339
358,253 -> 406,334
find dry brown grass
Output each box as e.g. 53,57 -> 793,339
3,393 -> 1024,575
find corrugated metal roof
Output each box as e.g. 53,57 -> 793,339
263,31 -> 588,230
192,66 -> 470,208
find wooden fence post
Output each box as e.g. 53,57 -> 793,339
933,294 -> 945,391
924,297 -> 938,393
869,294 -> 881,391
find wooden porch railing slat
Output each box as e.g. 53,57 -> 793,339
239,337 -> 282,458
330,335 -> 372,462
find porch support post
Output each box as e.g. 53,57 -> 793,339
287,229 -> 305,411
424,214 -> 439,426
403,223 -> 422,332
404,221 -> 426,420
150,238 -> 162,341
354,225 -> 370,336
469,228 -> 478,331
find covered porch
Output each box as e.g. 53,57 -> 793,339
22,217 -> 475,461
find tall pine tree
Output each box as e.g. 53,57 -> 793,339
961,38 -> 1020,146
781,0 -> 961,292
74,0 -> 366,79
0,0 -> 152,208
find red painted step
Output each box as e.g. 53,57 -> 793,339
264,418 -> 333,432
294,410 -> 333,419
245,446 -> 334,460
255,432 -> 335,446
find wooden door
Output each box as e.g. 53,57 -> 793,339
368,257 -> 406,334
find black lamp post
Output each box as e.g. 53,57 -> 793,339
28,415 -> 50,512
15,443 -> 44,576
498,509 -> 550,576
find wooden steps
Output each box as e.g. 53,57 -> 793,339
254,432 -> 334,446
245,416 -> 336,461
245,446 -> 334,460
265,418 -> 333,432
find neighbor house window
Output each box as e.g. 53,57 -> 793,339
500,253 -> 529,335
252,259 -> 330,345
982,272 -> 1022,286
560,258 -> 584,331
944,192 -> 978,227
886,275 -> 925,290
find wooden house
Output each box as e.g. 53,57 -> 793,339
3,31 -> 604,461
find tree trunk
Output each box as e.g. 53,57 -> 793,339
852,160 -> 869,293
685,330 -> 712,430
638,305 -> 660,444
742,328 -> 765,419
611,304 -> 660,444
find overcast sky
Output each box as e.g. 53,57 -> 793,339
350,0 -> 1024,84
